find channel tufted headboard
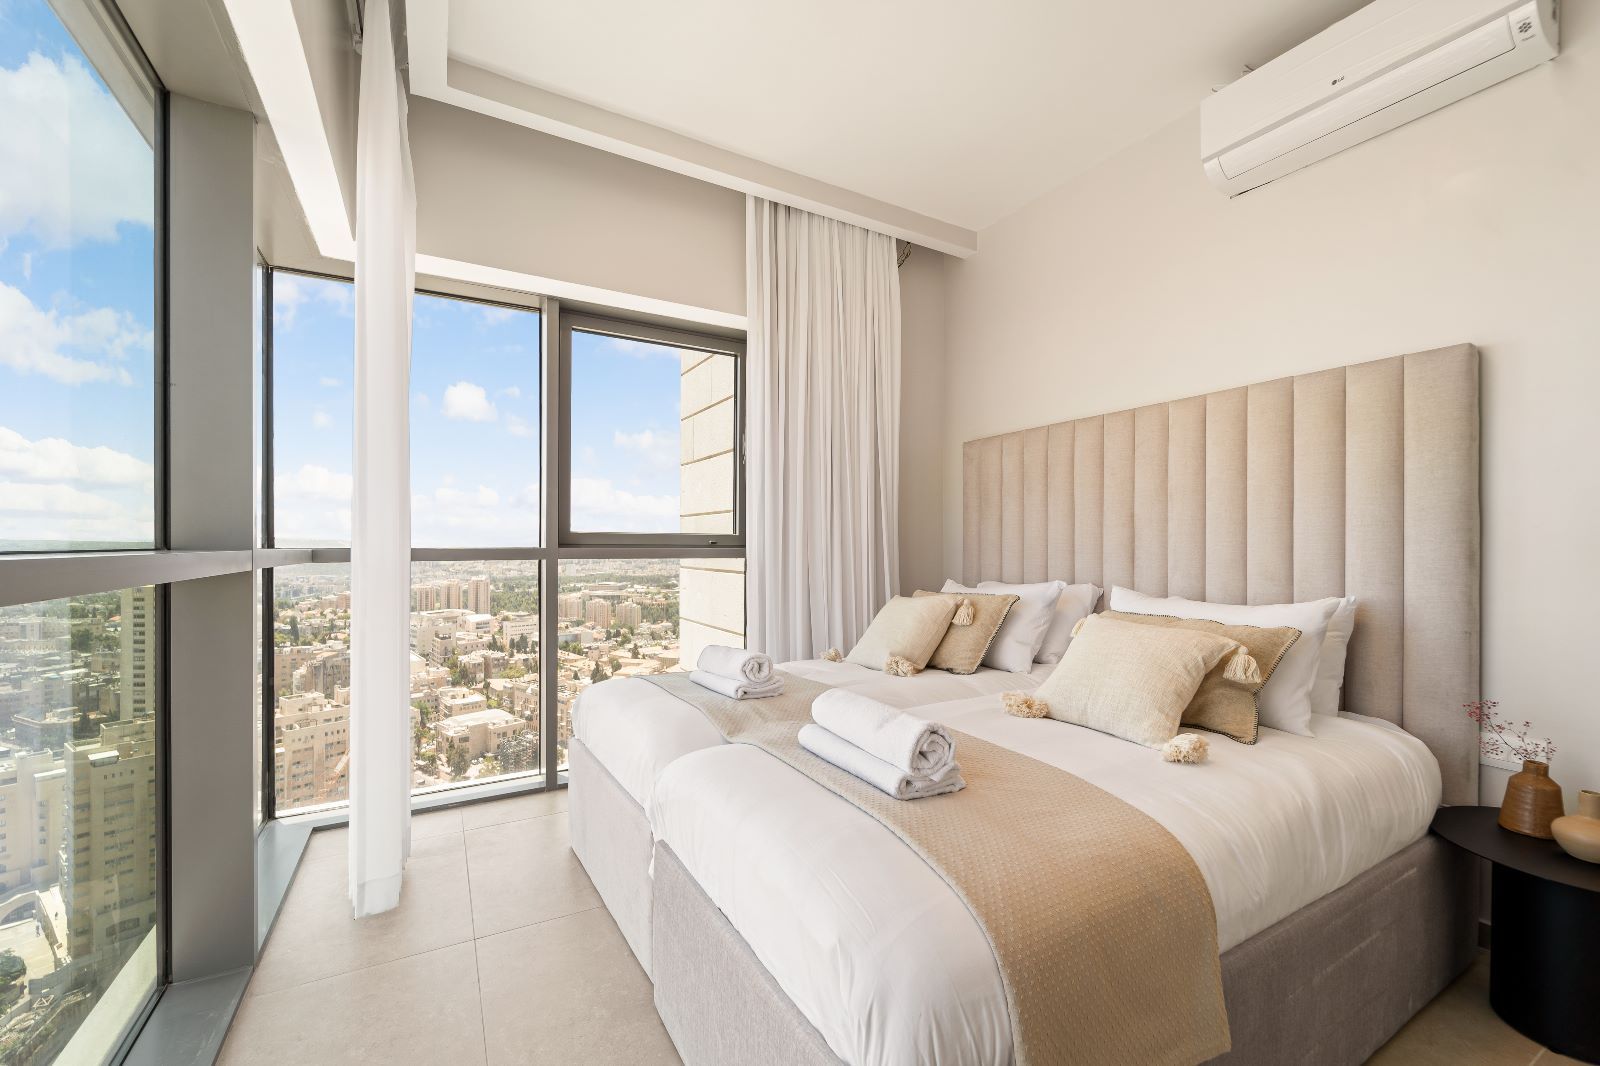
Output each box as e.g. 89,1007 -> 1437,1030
961,344 -> 1480,804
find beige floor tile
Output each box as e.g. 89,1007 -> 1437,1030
1368,955 -> 1544,1066
250,837 -> 475,996
219,941 -> 485,1066
477,907 -> 678,1066
464,812 -> 600,937
299,808 -> 465,865
458,787 -> 568,831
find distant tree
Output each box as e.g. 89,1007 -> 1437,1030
630,643 -> 640,658
0,950 -> 24,987
496,731 -> 539,773
446,746 -> 470,779
288,615 -> 300,643
480,754 -> 501,777
590,663 -> 609,683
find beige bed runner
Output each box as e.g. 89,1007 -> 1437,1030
644,670 -> 1230,1066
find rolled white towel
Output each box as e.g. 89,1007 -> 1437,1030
811,688 -> 955,777
697,645 -> 774,685
688,669 -> 784,701
798,724 -> 965,800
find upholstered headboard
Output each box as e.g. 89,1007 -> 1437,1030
961,344 -> 1480,804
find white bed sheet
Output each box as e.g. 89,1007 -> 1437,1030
572,659 -> 1052,808
650,702 -> 1441,1066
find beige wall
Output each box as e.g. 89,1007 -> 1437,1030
409,98 -> 747,317
941,5 -> 1600,807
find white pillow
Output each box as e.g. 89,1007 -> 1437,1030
1311,597 -> 1358,716
942,579 -> 1064,672
1107,587 -> 1342,737
978,580 -> 1101,664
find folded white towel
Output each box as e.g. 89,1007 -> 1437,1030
697,645 -> 774,685
811,688 -> 955,777
798,724 -> 965,800
688,669 -> 784,701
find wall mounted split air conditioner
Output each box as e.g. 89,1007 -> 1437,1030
1201,0 -> 1559,196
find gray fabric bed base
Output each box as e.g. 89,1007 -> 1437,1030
652,837 -> 1475,1066
570,736 -> 1479,1065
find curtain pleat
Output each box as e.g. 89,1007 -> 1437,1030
746,197 -> 901,662
349,0 -> 414,918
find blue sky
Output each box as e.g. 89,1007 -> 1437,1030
0,0 -> 157,548
273,283 -> 689,545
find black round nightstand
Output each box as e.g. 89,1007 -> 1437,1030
1432,805 -> 1600,1064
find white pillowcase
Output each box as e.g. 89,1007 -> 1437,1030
941,579 -> 1064,673
1108,587 -> 1342,737
978,580 -> 1101,664
1311,597 -> 1358,717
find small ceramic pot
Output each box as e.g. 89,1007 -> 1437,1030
1552,790 -> 1600,864
1499,759 -> 1565,839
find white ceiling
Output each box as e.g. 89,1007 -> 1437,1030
435,0 -> 1369,235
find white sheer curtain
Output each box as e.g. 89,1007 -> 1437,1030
746,197 -> 902,663
348,0 -> 415,918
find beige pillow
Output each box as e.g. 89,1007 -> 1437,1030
1101,611 -> 1301,745
846,595 -> 959,673
912,590 -> 1020,674
1035,615 -> 1242,747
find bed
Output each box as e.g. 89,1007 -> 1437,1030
570,658 -> 1055,971
574,343 -> 1482,1065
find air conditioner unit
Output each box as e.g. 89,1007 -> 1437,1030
1201,0 -> 1558,196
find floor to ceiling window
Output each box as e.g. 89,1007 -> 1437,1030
0,0 -> 167,1061
262,276 -> 746,814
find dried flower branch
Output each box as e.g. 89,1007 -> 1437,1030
1465,699 -> 1557,764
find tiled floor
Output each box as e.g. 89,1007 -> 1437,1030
219,792 -> 1582,1065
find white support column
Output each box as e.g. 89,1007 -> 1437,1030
348,0 -> 416,917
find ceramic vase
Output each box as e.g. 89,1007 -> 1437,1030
1552,789 -> 1600,863
1499,759 -> 1566,839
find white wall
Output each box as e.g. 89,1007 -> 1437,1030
941,5 -> 1600,807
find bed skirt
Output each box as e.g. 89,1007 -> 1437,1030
569,737 -> 656,975
651,834 -> 1476,1066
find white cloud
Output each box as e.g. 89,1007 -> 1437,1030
479,306 -> 517,326
570,477 -> 677,532
272,273 -> 352,329
319,376 -> 341,388
312,410 -> 332,429
441,381 -> 497,423
505,414 -> 534,438
613,428 -> 678,470
275,463 -> 353,501
410,482 -> 539,546
603,337 -> 677,359
0,426 -> 152,485
0,53 -> 153,247
0,426 -> 154,545
0,282 -> 148,385
413,392 -> 429,408
498,385 -> 521,399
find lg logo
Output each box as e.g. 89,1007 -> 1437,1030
1330,74 -> 1345,86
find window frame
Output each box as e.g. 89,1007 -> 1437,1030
259,275 -> 746,814
557,311 -> 746,549
0,0 -> 176,1059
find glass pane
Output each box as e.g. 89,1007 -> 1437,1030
557,558 -> 744,770
568,329 -> 736,534
410,295 -> 540,547
409,562 -> 540,793
0,0 -> 158,551
0,585 -> 160,1061
269,564 -> 351,814
271,273 -> 354,547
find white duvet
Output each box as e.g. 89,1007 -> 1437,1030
649,699 -> 1441,1066
572,658 -> 1053,808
